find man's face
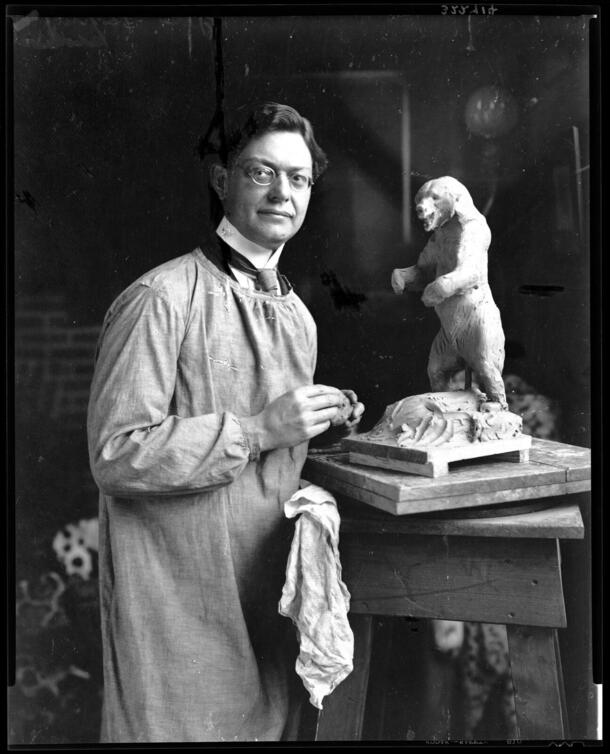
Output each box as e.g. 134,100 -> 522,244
217,131 -> 313,250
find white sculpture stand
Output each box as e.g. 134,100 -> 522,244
342,390 -> 531,478
343,435 -> 531,478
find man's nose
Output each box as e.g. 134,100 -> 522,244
268,172 -> 291,201
416,204 -> 426,218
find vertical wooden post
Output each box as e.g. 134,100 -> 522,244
360,617 -> 395,739
314,614 -> 374,741
506,625 -> 567,740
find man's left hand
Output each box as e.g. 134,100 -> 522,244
340,389 -> 365,431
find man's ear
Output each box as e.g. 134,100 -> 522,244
209,163 -> 228,201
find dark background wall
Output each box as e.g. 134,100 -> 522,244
10,10 -> 593,743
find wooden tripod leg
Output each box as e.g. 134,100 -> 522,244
553,629 -> 571,738
506,625 -> 568,740
360,617 -> 396,740
314,614 -> 374,741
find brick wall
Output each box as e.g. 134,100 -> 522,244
15,295 -> 100,432
11,295 -> 104,745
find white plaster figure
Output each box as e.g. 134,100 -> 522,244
392,176 -> 507,409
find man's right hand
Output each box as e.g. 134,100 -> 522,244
241,384 -> 347,452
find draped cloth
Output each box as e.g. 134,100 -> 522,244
279,485 -> 354,710
87,236 -> 317,742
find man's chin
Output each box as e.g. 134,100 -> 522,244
252,229 -> 293,250
256,222 -> 303,247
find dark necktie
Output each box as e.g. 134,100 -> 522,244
226,248 -> 281,295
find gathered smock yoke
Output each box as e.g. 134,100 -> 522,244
87,235 -> 317,743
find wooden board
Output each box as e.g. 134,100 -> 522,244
528,437 -> 593,482
341,534 -> 566,627
343,435 -> 532,477
306,469 -> 589,517
304,454 -> 566,503
302,438 -> 591,516
506,626 -> 568,738
314,615 -> 373,741
333,502 -> 585,540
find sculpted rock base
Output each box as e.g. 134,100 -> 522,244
342,391 -> 530,477
365,390 -> 523,449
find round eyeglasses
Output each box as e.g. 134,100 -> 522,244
238,163 -> 314,192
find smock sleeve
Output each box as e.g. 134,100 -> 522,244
87,283 -> 256,498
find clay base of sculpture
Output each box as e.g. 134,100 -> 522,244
342,390 -> 531,477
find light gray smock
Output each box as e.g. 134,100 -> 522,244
87,245 -> 317,742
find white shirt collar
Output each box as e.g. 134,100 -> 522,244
216,217 -> 284,270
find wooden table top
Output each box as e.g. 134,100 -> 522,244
334,499 -> 584,539
302,437 -> 591,518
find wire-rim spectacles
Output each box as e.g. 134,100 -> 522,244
237,162 -> 314,192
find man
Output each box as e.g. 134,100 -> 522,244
87,102 -> 364,743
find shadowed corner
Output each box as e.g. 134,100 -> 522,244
320,269 -> 367,312
518,285 -> 565,297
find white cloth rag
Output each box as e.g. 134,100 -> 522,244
279,484 -> 354,709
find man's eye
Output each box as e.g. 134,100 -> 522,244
252,167 -> 274,180
290,174 -> 310,187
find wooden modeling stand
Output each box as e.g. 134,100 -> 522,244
306,437 -> 588,517
342,434 -> 532,478
302,438 -> 591,741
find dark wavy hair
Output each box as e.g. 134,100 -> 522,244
206,102 -> 328,225
224,102 -> 328,180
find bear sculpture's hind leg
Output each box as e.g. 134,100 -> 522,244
471,357 -> 507,409
459,311 -> 507,409
427,330 -> 465,392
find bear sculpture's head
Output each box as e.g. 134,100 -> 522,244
414,176 -> 478,232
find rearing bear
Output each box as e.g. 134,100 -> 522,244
392,176 -> 507,409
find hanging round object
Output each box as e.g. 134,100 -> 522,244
464,85 -> 518,139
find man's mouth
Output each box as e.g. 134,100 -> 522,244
259,210 -> 293,218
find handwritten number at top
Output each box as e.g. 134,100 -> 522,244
441,4 -> 498,15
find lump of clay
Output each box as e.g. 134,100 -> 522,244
330,393 -> 353,426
